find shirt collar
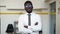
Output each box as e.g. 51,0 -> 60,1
26,12 -> 35,15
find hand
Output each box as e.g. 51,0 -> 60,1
24,25 -> 28,28
35,22 -> 38,25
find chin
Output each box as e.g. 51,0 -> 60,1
28,12 -> 32,13
26,11 -> 32,13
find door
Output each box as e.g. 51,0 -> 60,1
49,1 -> 56,34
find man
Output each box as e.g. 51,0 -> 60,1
18,1 -> 42,34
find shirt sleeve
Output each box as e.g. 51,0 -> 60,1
31,15 -> 42,32
18,15 -> 32,33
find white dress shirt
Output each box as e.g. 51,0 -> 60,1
18,12 -> 42,34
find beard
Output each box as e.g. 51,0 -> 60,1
26,11 -> 32,13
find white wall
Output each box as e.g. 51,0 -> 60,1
0,16 -> 1,34
42,15 -> 50,34
56,0 -> 60,34
0,0 -> 48,9
0,0 -> 6,6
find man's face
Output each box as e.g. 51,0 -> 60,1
25,3 -> 33,13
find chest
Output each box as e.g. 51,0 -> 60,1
22,15 -> 37,26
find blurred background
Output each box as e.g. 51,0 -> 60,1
0,0 -> 60,34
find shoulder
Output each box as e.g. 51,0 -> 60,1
18,14 -> 26,18
32,13 -> 40,17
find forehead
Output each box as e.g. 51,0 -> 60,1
25,3 -> 32,5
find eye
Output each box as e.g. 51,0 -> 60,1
29,5 -> 32,7
25,5 -> 32,8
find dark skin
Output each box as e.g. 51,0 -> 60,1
24,3 -> 33,13
24,2 -> 38,29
